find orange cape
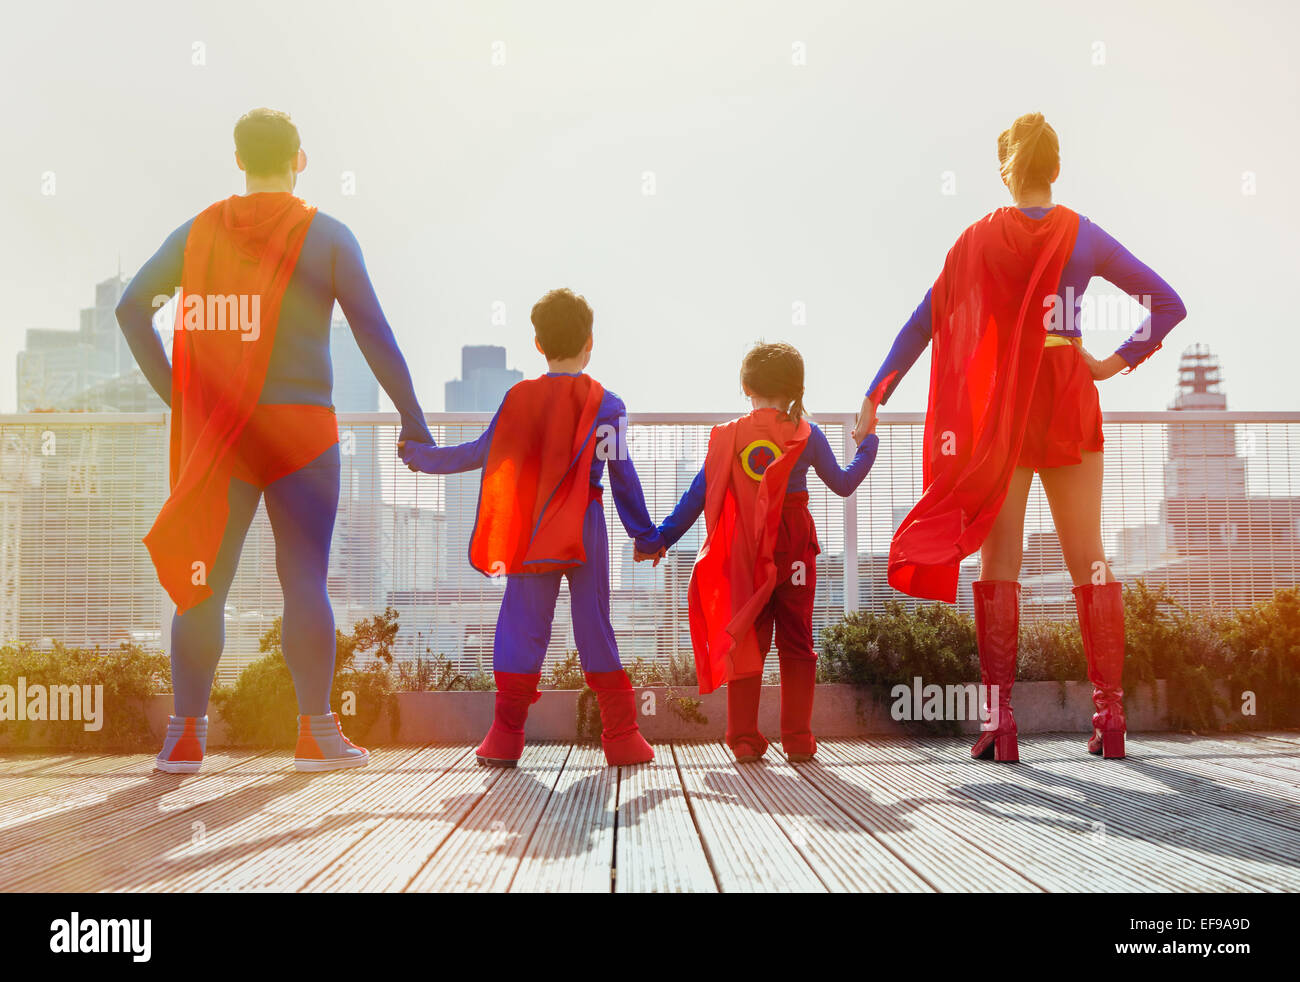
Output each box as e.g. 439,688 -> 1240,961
687,409 -> 810,693
468,374 -> 606,577
888,206 -> 1079,602
144,193 -> 316,613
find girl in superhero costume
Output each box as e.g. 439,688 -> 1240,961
647,343 -> 878,763
851,113 -> 1187,762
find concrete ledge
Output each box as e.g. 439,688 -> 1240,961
0,680 -> 1177,748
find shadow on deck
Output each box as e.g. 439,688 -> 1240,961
1,734 -> 1298,892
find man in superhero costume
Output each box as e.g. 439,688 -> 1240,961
400,288 -> 660,768
116,108 -> 434,773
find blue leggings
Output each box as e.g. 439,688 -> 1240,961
494,498 -> 624,675
170,444 -> 340,716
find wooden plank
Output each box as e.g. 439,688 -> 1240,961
794,742 -> 1041,892
727,747 -> 932,891
307,745 -> 510,892
8,751 -> 304,891
406,742 -> 572,892
0,755 -> 167,822
510,744 -> 615,893
614,746 -> 717,893
844,737 -> 1249,892
0,751 -> 274,880
0,752 -> 109,777
1252,731 -> 1300,749
122,747 -> 421,892
1126,735 -> 1300,821
936,736 -> 1300,891
164,745 -> 462,892
672,742 -> 825,892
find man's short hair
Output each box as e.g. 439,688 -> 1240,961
233,108 -> 301,177
531,288 -> 594,360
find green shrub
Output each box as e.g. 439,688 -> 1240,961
395,654 -> 493,692
546,652 -> 586,690
0,642 -> 169,750
1224,587 -> 1300,728
821,600 -> 979,689
817,581 -> 1279,733
211,608 -> 401,747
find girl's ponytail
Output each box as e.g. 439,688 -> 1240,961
741,342 -> 806,422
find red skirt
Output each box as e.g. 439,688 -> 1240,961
1017,342 -> 1104,471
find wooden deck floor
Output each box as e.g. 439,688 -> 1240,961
2,734 -> 1298,892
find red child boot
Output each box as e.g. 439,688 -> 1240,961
778,655 -> 817,761
476,672 -> 542,767
1074,581 -> 1127,759
725,673 -> 768,763
585,671 -> 655,766
970,580 -> 1020,763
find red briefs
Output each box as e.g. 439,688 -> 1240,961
230,404 -> 340,489
1017,341 -> 1105,471
752,492 -> 820,663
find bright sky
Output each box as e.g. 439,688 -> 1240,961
2,0 -> 1296,415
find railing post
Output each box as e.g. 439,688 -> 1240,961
843,425 -> 860,616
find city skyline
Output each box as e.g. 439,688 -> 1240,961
3,1 -> 1297,421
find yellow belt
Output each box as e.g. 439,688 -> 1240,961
1044,335 -> 1080,348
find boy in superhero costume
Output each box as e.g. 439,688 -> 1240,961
116,109 -> 433,773
400,288 -> 660,767
647,343 -> 878,763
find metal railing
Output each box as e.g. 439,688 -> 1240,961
1,411 -> 1297,681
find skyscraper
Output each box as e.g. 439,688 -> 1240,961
16,275 -> 163,412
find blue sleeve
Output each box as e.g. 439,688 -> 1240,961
806,424 -> 878,497
114,219 -> 193,406
865,288 -> 932,404
331,220 -> 434,443
1088,222 -> 1187,369
657,466 -> 706,548
402,411 -> 497,473
600,394 -> 662,550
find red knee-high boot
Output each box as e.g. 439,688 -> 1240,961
726,673 -> 768,762
585,671 -> 655,766
778,655 -> 817,761
476,672 -> 542,768
970,580 -> 1020,763
1074,581 -> 1127,759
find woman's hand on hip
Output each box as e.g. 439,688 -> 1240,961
1082,349 -> 1128,381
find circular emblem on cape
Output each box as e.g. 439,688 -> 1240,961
740,439 -> 782,481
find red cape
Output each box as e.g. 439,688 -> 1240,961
688,409 -> 810,693
468,374 -> 606,576
888,206 -> 1079,602
144,193 -> 316,613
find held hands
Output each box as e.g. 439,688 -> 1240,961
634,545 -> 667,565
851,395 -> 879,445
633,533 -> 667,566
397,439 -> 436,473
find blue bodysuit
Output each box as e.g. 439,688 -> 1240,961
401,374 -> 660,674
116,200 -> 432,716
657,424 -> 880,548
866,207 -> 1188,404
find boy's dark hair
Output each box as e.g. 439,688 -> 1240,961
741,341 -> 806,421
234,108 -> 301,177
531,288 -> 594,360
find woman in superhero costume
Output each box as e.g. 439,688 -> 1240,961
852,113 -> 1186,762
